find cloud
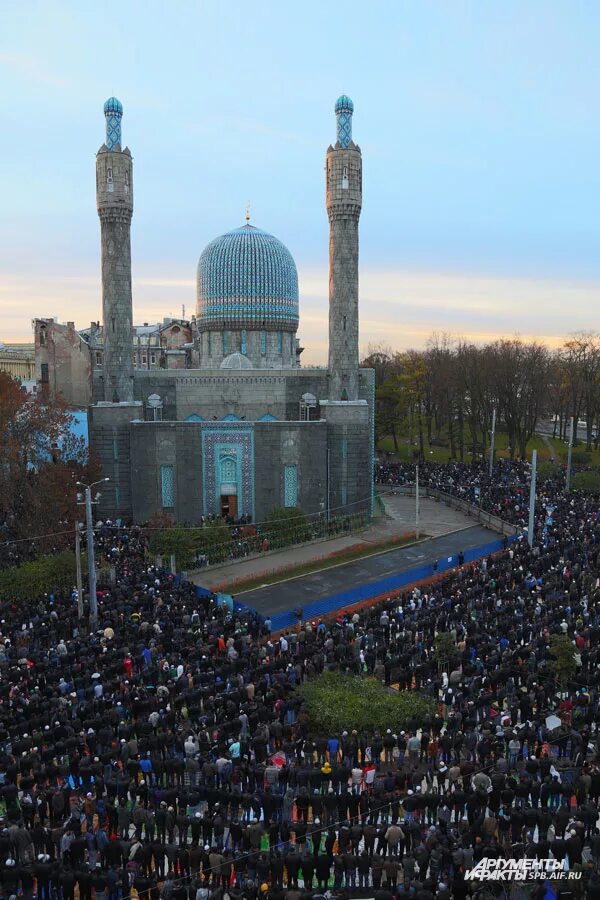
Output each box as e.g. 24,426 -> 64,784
0,51 -> 68,88
1,265 -> 599,366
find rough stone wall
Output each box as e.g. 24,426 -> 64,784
130,422 -> 203,523
326,145 -> 362,400
33,319 -> 92,406
320,401 -> 372,517
88,402 -> 142,518
97,147 -> 134,402
254,422 -> 327,519
197,328 -> 297,369
128,420 -> 326,524
97,368 -> 374,523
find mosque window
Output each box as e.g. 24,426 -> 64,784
278,332 -> 283,354
39,326 -> 46,346
40,363 -> 49,384
222,331 -> 228,355
107,167 -> 114,192
241,329 -> 247,355
207,332 -> 212,356
124,170 -> 129,194
284,465 -> 298,508
160,465 -> 175,508
342,165 -> 349,189
260,330 -> 267,355
343,316 -> 347,331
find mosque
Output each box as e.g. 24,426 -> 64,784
88,95 -> 374,523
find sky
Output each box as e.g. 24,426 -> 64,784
1,1 -> 599,365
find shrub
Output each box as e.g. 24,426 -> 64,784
571,449 -> 592,466
0,551 -> 82,603
263,506 -> 310,549
296,670 -> 437,734
148,522 -> 233,568
571,469 -> 600,493
548,634 -> 577,687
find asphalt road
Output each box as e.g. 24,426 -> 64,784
239,524 -> 497,617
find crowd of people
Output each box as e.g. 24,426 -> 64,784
0,462 -> 599,900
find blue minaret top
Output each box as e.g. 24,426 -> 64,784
335,95 -> 354,148
104,97 -> 123,150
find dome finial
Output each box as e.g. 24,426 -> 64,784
103,97 -> 123,150
245,201 -> 251,224
335,95 -> 353,148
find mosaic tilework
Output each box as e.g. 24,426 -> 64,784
284,464 -> 298,508
104,97 -> 123,150
201,424 -> 254,518
197,225 -> 299,330
160,464 -> 175,508
335,95 -> 353,148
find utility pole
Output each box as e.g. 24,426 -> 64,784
566,415 -> 574,492
489,407 -> 496,478
528,449 -> 537,548
415,464 -> 420,539
75,522 -> 84,620
77,477 -> 109,632
85,486 -> 98,631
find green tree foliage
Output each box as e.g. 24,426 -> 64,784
0,550 -> 82,602
433,631 -> 458,671
263,507 -> 310,549
571,469 -> 600,492
148,522 -> 232,568
548,634 -> 577,687
296,671 -> 437,735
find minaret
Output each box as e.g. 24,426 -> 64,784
96,97 -> 134,402
326,95 -> 362,400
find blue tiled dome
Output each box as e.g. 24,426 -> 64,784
335,95 -> 354,113
103,96 -> 123,115
196,224 -> 299,331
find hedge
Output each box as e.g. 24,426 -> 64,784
571,469 -> 600,493
148,522 -> 233,567
0,551 -> 82,603
296,670 -> 437,735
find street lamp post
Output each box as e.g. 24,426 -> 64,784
566,416 -> 574,492
489,407 -> 496,477
76,478 -> 109,632
528,450 -> 537,548
75,522 -> 84,620
415,464 -> 420,539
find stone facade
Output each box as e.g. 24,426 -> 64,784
326,100 -> 362,401
96,114 -> 134,402
85,96 -> 375,525
34,319 -> 92,406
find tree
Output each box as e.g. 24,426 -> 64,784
296,671 -> 437,735
548,634 -> 577,687
148,521 -> 233,568
434,631 -> 458,672
263,506 -> 310,549
489,339 -> 550,459
0,373 -> 98,567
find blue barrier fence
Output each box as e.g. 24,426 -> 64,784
264,534 -> 518,633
